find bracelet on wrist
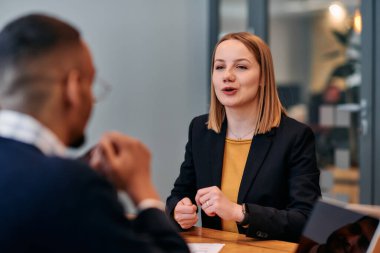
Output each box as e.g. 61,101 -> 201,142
237,203 -> 249,227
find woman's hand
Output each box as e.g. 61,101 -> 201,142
173,197 -> 198,229
195,186 -> 243,222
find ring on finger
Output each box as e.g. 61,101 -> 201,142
206,200 -> 210,207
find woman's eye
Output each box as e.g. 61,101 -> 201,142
237,65 -> 248,69
215,65 -> 224,70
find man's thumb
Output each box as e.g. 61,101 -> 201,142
181,197 -> 193,206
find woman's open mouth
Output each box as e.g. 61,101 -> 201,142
222,87 -> 238,95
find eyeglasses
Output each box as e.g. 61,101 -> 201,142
92,75 -> 112,103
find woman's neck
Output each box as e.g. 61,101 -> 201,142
225,106 -> 258,140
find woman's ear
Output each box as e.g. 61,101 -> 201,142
62,69 -> 81,109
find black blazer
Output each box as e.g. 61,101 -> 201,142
0,137 -> 189,253
166,114 -> 321,242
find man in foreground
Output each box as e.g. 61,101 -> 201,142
0,13 -> 189,253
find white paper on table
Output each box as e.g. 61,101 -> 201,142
187,243 -> 225,253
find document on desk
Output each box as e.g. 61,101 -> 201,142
188,243 -> 225,253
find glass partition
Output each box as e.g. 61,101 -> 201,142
269,0 -> 362,203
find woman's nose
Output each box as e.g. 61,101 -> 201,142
223,68 -> 235,83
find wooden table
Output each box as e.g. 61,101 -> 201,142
181,227 -> 298,253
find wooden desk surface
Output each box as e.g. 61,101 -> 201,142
181,227 -> 297,253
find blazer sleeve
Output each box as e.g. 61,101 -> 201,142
244,125 -> 321,242
68,169 -> 190,253
166,118 -> 198,225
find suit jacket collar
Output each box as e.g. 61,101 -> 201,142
0,137 -> 45,155
210,119 -> 227,188
210,118 -> 276,203
237,129 -> 275,203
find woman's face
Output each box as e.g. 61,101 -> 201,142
212,39 -> 261,111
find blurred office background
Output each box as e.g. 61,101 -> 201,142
0,0 -> 379,207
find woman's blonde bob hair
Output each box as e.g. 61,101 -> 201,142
207,32 -> 286,134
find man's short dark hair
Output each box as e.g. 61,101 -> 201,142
0,13 -> 80,67
0,13 -> 83,110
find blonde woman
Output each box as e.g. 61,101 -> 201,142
166,32 -> 321,242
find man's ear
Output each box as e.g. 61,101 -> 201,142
63,69 -> 81,109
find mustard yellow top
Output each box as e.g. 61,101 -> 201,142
220,138 -> 252,233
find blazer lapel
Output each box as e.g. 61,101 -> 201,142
210,120 -> 227,188
237,129 -> 275,203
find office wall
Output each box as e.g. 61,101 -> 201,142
0,0 -> 208,206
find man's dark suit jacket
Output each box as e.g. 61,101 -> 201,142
0,137 -> 189,253
167,114 -> 321,242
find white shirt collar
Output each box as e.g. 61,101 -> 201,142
0,110 -> 68,157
